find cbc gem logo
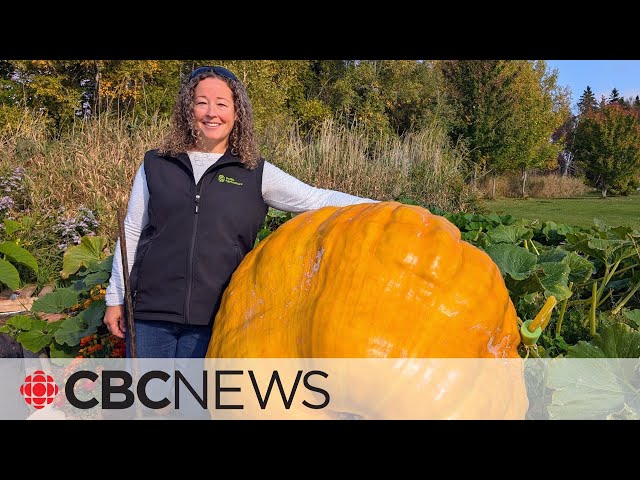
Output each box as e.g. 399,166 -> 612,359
20,370 -> 59,410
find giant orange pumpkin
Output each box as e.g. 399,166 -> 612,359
206,202 -> 528,419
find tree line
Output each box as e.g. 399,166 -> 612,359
564,86 -> 640,197
1,60 -> 638,197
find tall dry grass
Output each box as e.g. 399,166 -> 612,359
1,111 -> 469,243
0,107 -> 51,156
1,112 -> 168,239
478,171 -> 592,199
261,118 -> 469,210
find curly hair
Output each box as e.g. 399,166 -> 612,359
158,69 -> 260,169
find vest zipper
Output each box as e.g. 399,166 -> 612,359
183,158 -> 241,325
184,182 -> 203,325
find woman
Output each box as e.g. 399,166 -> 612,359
103,65 -> 377,358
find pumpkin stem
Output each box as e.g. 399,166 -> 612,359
529,295 -> 557,332
520,296 -> 558,347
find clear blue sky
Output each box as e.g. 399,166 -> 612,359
546,60 -> 640,111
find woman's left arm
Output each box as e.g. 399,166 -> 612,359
262,161 -> 379,213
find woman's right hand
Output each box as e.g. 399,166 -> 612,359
104,305 -> 126,338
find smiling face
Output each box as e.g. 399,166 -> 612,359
193,77 -> 236,153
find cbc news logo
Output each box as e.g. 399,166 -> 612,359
20,370 -> 59,410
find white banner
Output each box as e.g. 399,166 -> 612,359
1,358 -> 638,420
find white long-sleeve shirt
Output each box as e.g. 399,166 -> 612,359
105,152 -> 377,306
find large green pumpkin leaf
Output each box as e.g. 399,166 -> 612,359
587,237 -> 627,261
608,224 -> 636,240
17,329 -> 52,353
566,233 -> 611,262
546,324 -> 640,419
32,288 -> 79,313
507,274 -> 544,298
541,221 -> 575,243
5,315 -> 34,330
53,301 -> 105,347
83,271 -> 110,289
537,248 -> 567,264
54,316 -> 87,347
76,300 -> 106,331
0,241 -> 38,274
485,212 -> 503,225
487,224 -> 532,244
546,357 -> 640,420
0,258 -> 20,290
546,333 -> 640,419
98,255 -> 113,273
485,244 -> 537,281
563,251 -> 595,284
539,262 -> 572,301
49,341 -> 79,358
568,323 -> 640,358
61,236 -> 107,279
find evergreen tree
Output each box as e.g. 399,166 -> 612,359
599,95 -> 608,108
438,60 -> 520,183
577,86 -> 598,115
608,88 -> 621,104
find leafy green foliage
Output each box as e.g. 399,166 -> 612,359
564,251 -> 595,284
0,240 -> 38,290
54,301 -> 105,347
486,244 -> 538,280
61,236 -> 108,278
544,324 -> 640,419
16,319 -> 62,353
573,104 -> 640,196
0,241 -> 38,274
438,60 -> 569,195
486,224 -> 532,244
254,208 -> 294,246
623,309 -> 640,328
567,323 -> 640,358
546,357 -> 640,419
506,61 -> 569,183
0,315 -> 33,333
32,288 -> 79,313
439,60 -> 519,176
441,210 -> 640,355
2,235 -> 113,356
0,258 -> 20,291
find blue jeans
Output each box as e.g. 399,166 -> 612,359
123,320 -> 212,419
126,320 -> 212,358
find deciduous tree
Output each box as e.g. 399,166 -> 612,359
573,104 -> 640,197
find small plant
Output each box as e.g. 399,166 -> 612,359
0,167 -> 28,212
0,196 -> 15,219
53,206 -> 100,251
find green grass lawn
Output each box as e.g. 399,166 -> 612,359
480,192 -> 640,230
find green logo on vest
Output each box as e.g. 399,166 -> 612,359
217,174 -> 243,186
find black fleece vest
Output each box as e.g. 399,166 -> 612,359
129,149 -> 268,326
